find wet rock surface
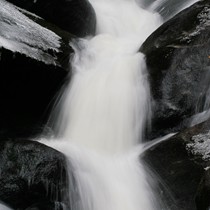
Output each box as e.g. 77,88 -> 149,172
0,139 -> 77,210
141,0 -> 210,139
142,119 -> 210,210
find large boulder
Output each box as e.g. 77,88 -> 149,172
5,0 -> 96,37
0,0 -> 76,139
140,0 -> 210,139
0,139 -> 78,210
142,119 -> 210,210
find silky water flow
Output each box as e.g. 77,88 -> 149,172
41,0 -> 163,209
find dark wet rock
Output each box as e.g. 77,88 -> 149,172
143,141 -> 202,210
142,119 -> 210,210
5,0 -> 96,37
24,201 -> 67,210
0,1 -> 74,139
196,169 -> 210,210
184,120 -> 210,210
0,139 -> 77,210
140,0 -> 210,139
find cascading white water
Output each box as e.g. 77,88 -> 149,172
52,0 -> 162,154
41,0 -> 163,209
54,38 -> 148,154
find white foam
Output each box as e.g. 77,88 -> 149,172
43,0 -> 162,210
52,0 -> 161,154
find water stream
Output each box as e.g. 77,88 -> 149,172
40,0 -> 197,209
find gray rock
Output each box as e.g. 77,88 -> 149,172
142,119 -> 210,210
141,0 -> 210,139
0,139 -> 78,210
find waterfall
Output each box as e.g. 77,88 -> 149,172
41,0 -> 163,209
53,37 -> 150,154
50,0 -> 162,154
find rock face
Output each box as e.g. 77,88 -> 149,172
142,119 -> 210,210
0,0 -> 74,139
140,0 -> 210,139
5,0 -> 96,37
0,139 -> 77,210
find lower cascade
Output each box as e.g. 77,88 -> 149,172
41,0 -> 162,209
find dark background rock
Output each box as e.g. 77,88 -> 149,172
0,139 -> 78,210
5,0 -> 96,37
140,0 -> 210,139
0,47 -> 68,139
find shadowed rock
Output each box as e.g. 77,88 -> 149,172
196,169 -> 210,210
0,1 -> 76,139
0,139 -> 78,210
142,119 -> 210,210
